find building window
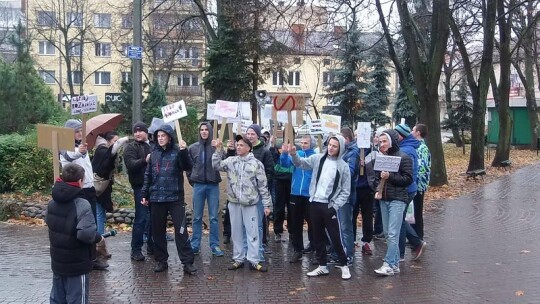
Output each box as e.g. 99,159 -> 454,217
70,71 -> 82,84
121,14 -> 132,29
66,12 -> 83,27
95,42 -> 111,57
323,71 -> 335,86
121,72 -> 131,82
95,71 -> 111,85
121,43 -> 129,57
69,41 -> 81,56
38,41 -> 55,55
175,46 -> 199,60
39,70 -> 55,84
272,71 -> 284,86
155,72 -> 168,85
177,74 -> 198,87
323,59 -> 331,66
288,71 -> 300,86
94,13 -> 111,28
37,11 -> 56,27
155,44 -> 169,59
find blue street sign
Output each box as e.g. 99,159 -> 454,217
128,46 -> 142,59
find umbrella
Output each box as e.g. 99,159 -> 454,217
148,117 -> 175,134
86,113 -> 123,149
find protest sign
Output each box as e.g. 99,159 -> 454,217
320,114 -> 341,133
206,104 -> 217,121
215,100 -> 238,118
356,122 -> 371,148
161,100 -> 188,123
71,95 -> 98,115
373,154 -> 401,172
308,119 -> 324,135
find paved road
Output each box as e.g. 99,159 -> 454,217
2,163 -> 540,303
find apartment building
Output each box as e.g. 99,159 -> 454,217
26,0 -> 206,106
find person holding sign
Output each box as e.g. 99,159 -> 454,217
369,129 -> 413,276
283,135 -> 352,280
60,119 -> 108,271
141,125 -> 197,275
211,135 -> 272,272
187,122 -> 225,257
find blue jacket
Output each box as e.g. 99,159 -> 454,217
280,148 -> 315,197
398,134 -> 420,194
142,125 -> 193,203
342,141 -> 360,189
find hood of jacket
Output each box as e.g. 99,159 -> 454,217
198,122 -> 213,144
326,135 -> 347,159
51,179 -> 82,203
153,124 -> 176,151
381,129 -> 400,155
400,134 -> 421,150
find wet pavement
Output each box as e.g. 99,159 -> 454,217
2,163 -> 540,303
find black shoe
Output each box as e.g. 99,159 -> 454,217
93,259 -> 109,270
146,248 -> 154,256
183,263 -> 197,275
223,235 -> 231,244
154,261 -> 168,272
131,252 -> 145,261
302,246 -> 313,254
290,251 -> 302,263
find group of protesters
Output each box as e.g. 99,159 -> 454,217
46,118 -> 431,303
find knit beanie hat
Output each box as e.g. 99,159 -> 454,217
132,121 -> 148,134
64,119 -> 82,130
395,123 -> 411,138
247,124 -> 262,139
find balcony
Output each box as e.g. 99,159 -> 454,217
167,85 -> 202,96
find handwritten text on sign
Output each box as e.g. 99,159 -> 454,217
373,154 -> 402,173
215,100 -> 239,118
71,95 -> 98,115
356,122 -> 371,148
161,100 -> 188,123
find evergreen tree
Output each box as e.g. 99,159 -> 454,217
0,21 -> 58,134
393,87 -> 417,127
203,14 -> 252,102
327,23 -> 367,127
101,80 -> 135,134
442,78 -> 473,133
358,50 -> 391,129
143,80 -> 167,125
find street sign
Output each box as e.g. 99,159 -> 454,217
128,46 -> 142,59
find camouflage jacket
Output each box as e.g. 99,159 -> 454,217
212,150 -> 272,209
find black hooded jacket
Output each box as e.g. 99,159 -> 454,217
142,124 -> 193,203
46,180 -> 102,276
367,129 -> 413,204
187,122 -> 222,184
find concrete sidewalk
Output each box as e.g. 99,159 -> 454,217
1,163 -> 540,303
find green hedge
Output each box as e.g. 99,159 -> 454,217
0,132 -> 53,193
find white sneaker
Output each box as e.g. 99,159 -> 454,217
374,262 -> 394,276
340,265 -> 351,280
307,266 -> 329,277
392,265 -> 400,274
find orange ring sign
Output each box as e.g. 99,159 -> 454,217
272,94 -> 305,111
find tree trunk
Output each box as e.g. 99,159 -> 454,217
443,66 -> 463,147
492,0 -> 514,166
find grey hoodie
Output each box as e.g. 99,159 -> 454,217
187,122 -> 222,184
291,135 -> 351,211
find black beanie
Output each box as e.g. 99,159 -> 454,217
247,124 -> 262,139
132,121 -> 148,134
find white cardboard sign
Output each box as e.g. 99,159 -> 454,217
215,100 -> 239,118
71,95 -> 98,115
277,110 -> 298,125
373,154 -> 402,172
320,114 -> 341,133
356,122 -> 371,148
206,103 -> 217,120
161,100 -> 188,123
308,119 -> 324,135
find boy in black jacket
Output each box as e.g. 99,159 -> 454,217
46,163 -> 104,304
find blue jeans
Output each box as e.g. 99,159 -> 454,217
96,203 -> 106,235
379,199 -> 406,267
190,183 -> 220,250
337,202 -> 354,259
131,187 -> 153,254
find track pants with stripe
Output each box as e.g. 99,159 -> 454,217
310,202 -> 347,267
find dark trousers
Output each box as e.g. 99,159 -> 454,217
355,187 -> 374,243
290,195 -> 313,252
150,201 -> 194,265
411,191 -> 425,239
373,200 -> 383,235
80,187 -> 97,261
223,201 -> 231,237
310,202 -> 347,267
273,179 -> 292,234
131,187 -> 153,254
50,273 -> 89,304
399,193 -> 423,257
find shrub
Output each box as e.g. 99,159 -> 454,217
0,132 -> 54,193
0,200 -> 21,221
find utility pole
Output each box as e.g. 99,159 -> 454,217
132,0 -> 143,124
